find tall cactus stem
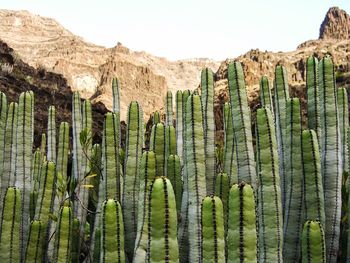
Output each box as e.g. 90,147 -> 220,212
301,220 -> 326,263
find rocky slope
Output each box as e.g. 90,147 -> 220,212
0,9 -> 219,119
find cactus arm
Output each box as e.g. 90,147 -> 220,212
47,106 -> 56,162
301,221 -> 326,263
72,91 -> 83,182
25,220 -> 43,263
214,173 -> 229,231
176,90 -> 184,163
150,123 -> 166,177
259,76 -> 274,114
167,154 -> 182,214
337,87 -> 349,172
165,90 -> 173,126
166,125 -> 176,157
228,61 -> 256,188
112,77 -> 121,114
256,107 -> 283,262
0,91 -> 7,179
56,122 -> 69,184
152,111 -> 161,125
148,177 -> 179,263
53,206 -> 72,263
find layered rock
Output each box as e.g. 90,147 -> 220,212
319,7 -> 350,40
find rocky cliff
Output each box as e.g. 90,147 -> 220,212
319,6 -> 350,40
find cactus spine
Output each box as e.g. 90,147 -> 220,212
201,196 -> 225,263
259,76 -> 274,113
166,90 -> 173,126
256,107 -> 283,262
112,77 -> 121,113
228,61 -> 256,188
167,154 -> 182,214
301,221 -> 326,263
319,56 -> 342,262
101,199 -> 125,262
201,68 -> 216,194
25,220 -> 43,263
301,129 -> 325,225
0,187 -> 21,262
148,177 -> 179,263
53,206 -> 72,263
337,87 -> 349,172
122,101 -> 143,259
47,105 -> 56,162
227,183 -> 257,262
176,90 -> 184,162
150,123 -> 166,177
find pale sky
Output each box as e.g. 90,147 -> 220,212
2,0 -> 349,61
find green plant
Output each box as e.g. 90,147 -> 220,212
259,76 -> 274,113
150,122 -> 166,177
165,90 -> 173,126
301,221 -> 326,263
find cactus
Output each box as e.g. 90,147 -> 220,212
25,220 -> 44,263
167,154 -> 182,213
227,61 -> 256,188
47,105 -> 56,162
112,77 -> 121,114
319,56 -> 342,262
306,56 -> 321,143
301,130 -> 325,225
227,183 -> 257,262
201,68 -> 216,194
102,112 -> 121,201
40,132 -> 47,161
259,76 -> 274,113
222,102 -> 237,185
283,98 -> 303,263
30,149 -> 42,220
301,221 -> 326,263
148,177 -> 179,263
133,151 -> 156,262
150,123 -> 166,177
53,206 -> 72,263
0,91 -> 7,178
201,196 -> 225,263
122,101 -> 143,259
256,107 -> 283,262
166,125 -> 176,157
152,111 -> 161,125
176,90 -> 184,162
273,65 -> 290,207
214,173 -> 229,229
165,90 -> 173,126
16,91 -> 34,259
337,87 -> 349,172
56,122 -> 69,184
0,187 -> 21,262
101,199 -> 125,262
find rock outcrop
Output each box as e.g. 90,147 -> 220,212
319,7 -> 350,40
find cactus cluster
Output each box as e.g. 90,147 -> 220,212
0,55 -> 348,263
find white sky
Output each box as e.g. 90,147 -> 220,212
2,0 -> 349,61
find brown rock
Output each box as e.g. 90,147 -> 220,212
319,7 -> 350,40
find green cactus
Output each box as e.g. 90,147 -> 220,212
152,111 -> 161,125
40,132 -> 47,161
133,151 -> 156,262
337,87 -> 349,172
70,218 -> 80,263
227,61 -> 256,188
25,220 -> 44,263
201,68 -> 216,194
57,122 -> 69,184
166,125 -> 176,158
30,149 -> 42,221
167,154 -> 182,213
53,206 -> 72,263
72,91 -> 83,182
301,129 -> 325,225
201,196 -> 225,263
256,107 -> 283,262
112,77 -> 120,114
319,56 -> 342,262
0,91 -> 7,178
101,199 -> 125,262
148,177 -> 179,263
301,221 -> 326,263
0,187 -> 21,262
176,90 -> 184,163
273,65 -> 290,207
259,76 -> 274,113
223,102 -> 237,185
214,173 -> 229,229
227,183 -> 257,263
283,98 -> 303,263
47,105 -> 56,162
122,101 -> 143,259
150,123 -> 166,177
306,56 -> 321,143
165,90 -> 173,126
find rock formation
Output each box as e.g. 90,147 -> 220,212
319,6 -> 350,40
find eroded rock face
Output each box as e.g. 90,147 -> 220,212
319,7 -> 350,40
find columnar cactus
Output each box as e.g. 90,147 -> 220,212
101,199 -> 125,262
301,221 -> 326,263
25,220 -> 43,263
150,123 -> 166,177
16,91 -> 34,259
301,129 -> 325,225
166,125 -> 176,158
223,102 -> 237,185
201,68 -> 216,194
273,65 -> 289,206
259,76 -> 274,113
133,151 -> 156,262
56,122 -> 69,183
176,90 -> 184,162
112,77 -> 120,114
147,177 -> 179,263
201,196 -> 225,263
0,91 -> 7,178
306,56 -> 321,143
72,91 -> 83,182
122,101 -> 143,259
152,111 -> 161,125
0,187 -> 21,262
319,56 -> 342,262
214,173 -> 229,228
283,98 -> 303,263
228,61 -> 256,188
256,107 -> 283,262
47,105 -> 56,162
40,133 -> 46,161
53,206 -> 72,263
227,183 -> 257,262
30,149 -> 42,220
165,90 -> 173,126
337,87 -> 349,172
167,154 -> 182,213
